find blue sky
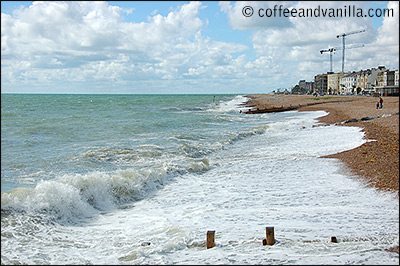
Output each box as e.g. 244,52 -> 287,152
1,1 -> 399,94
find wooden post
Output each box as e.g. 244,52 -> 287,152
207,231 -> 215,249
265,226 -> 275,245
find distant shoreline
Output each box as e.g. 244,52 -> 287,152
244,94 -> 399,196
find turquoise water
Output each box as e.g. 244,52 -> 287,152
1,94 -> 398,265
1,94 -> 246,192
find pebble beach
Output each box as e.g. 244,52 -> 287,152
2,94 -> 399,263
244,94 -> 399,195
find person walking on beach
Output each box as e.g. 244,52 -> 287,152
379,97 -> 383,109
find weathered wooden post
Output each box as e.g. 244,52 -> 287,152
262,238 -> 267,245
207,231 -> 215,249
265,226 -> 275,245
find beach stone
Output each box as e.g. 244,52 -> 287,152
344,118 -> 358,123
360,116 -> 374,121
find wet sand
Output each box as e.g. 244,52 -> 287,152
244,94 -> 399,195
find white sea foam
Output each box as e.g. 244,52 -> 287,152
209,95 -> 249,113
1,158 -> 213,223
1,98 -> 398,265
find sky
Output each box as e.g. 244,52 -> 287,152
1,1 -> 399,94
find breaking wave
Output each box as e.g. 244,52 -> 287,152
1,159 -> 211,223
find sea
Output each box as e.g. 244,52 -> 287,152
1,94 -> 399,265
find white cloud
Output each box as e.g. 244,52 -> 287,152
1,1 -> 255,92
219,1 -> 293,30
222,1 -> 398,82
370,1 -> 399,51
1,1 -> 399,93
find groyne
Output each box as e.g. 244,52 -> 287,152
242,99 -> 354,114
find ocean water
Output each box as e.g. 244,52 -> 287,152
1,94 -> 398,265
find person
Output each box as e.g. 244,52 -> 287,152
376,101 -> 379,109
379,97 -> 383,109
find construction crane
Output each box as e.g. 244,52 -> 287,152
336,29 -> 366,72
320,48 -> 335,72
320,44 -> 364,73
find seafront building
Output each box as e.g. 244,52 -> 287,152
327,72 -> 345,95
300,65 -> 399,96
375,69 -> 399,96
313,73 -> 328,94
356,69 -> 370,92
307,81 -> 315,93
296,80 -> 315,94
361,66 -> 387,94
340,71 -> 358,95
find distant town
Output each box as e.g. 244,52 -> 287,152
278,66 -> 399,97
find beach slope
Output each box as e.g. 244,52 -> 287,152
244,94 -> 399,195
